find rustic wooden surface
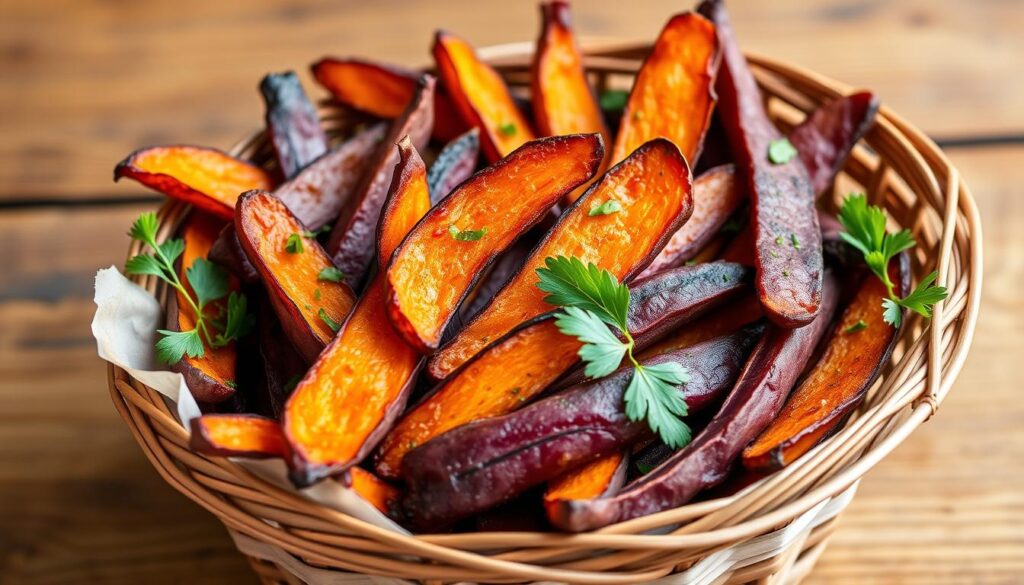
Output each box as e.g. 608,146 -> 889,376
0,1 -> 1019,583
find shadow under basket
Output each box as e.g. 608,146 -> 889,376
105,40 -> 982,585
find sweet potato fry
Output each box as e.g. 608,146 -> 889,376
743,257 -> 908,471
639,164 -> 744,277
789,91 -> 878,198
190,414 -> 289,459
114,146 -> 275,220
544,453 -> 627,520
169,212 -> 238,403
611,12 -> 720,166
327,75 -> 434,288
549,271 -> 839,532
463,236 -> 532,321
400,325 -> 762,527
639,293 -> 762,358
385,134 -> 603,352
434,31 -> 536,162
426,128 -> 480,204
699,0 -> 823,327
235,190 -> 357,363
428,138 -> 693,380
260,71 -> 329,179
532,1 -> 611,203
190,415 -> 399,513
311,57 -> 465,141
284,137 -> 430,486
376,262 -> 751,479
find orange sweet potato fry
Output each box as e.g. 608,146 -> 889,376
385,134 -> 603,352
434,31 -> 537,162
532,1 -> 611,203
348,468 -> 402,515
742,259 -> 910,471
639,164 -> 744,277
191,414 -> 290,459
190,415 -> 399,513
376,317 -> 577,479
311,57 -> 466,142
611,12 -> 720,165
428,138 -> 693,380
543,452 -> 626,520
114,146 -> 275,220
235,190 -> 357,363
170,212 -> 239,403
283,137 -> 430,486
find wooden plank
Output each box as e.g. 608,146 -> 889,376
0,147 -> 1017,581
1,0 -> 1021,203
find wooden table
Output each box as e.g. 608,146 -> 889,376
1,1 -> 1020,583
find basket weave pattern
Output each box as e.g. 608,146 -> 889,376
105,42 -> 982,584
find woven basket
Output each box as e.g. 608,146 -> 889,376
105,39 -> 983,585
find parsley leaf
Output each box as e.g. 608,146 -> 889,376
212,292 -> 255,347
767,138 -> 798,164
448,225 -> 487,241
625,363 -> 692,449
889,271 -> 947,326
186,258 -> 229,307
536,255 -> 629,329
125,253 -> 166,278
303,225 -> 331,238
536,255 -> 691,449
844,319 -> 869,334
589,200 -> 623,217
498,122 -> 517,137
553,307 -> 628,378
838,195 -> 948,327
599,89 -> 630,111
318,266 -> 346,283
285,233 -> 305,254
126,213 -> 254,365
318,308 -> 341,333
155,329 -> 204,365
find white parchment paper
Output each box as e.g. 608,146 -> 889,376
92,266 -> 409,537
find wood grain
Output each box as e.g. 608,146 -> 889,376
1,0 -> 1021,202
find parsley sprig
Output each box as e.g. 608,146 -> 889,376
125,212 -> 254,364
536,256 -> 692,448
838,195 -> 948,327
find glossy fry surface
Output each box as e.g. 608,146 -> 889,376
385,134 -> 603,352
434,31 -> 536,162
283,140 -> 430,486
743,259 -> 908,470
640,164 -> 744,277
114,146 -> 274,219
700,0 -> 822,327
190,415 -> 289,459
428,138 -> 692,380
611,12 -> 719,166
171,212 -> 238,403
327,76 -> 434,288
235,191 -> 356,363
